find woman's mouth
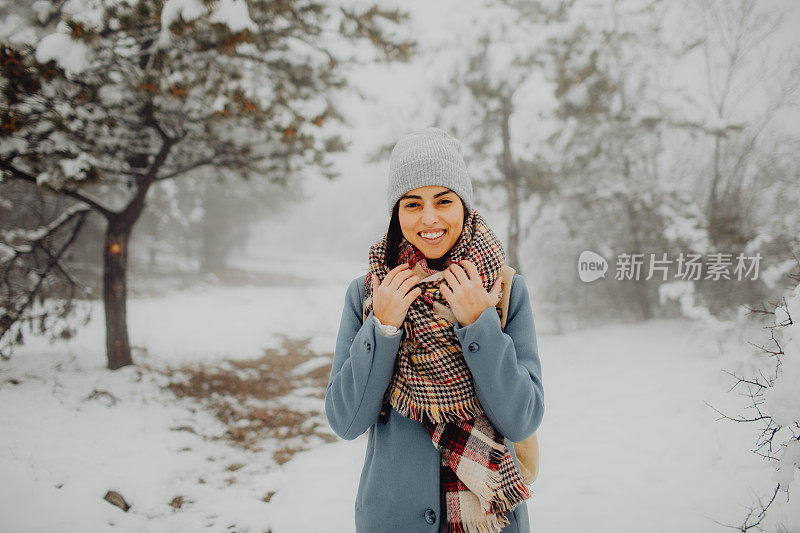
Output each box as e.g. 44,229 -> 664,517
418,229 -> 446,245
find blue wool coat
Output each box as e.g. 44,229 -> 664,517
325,273 -> 544,533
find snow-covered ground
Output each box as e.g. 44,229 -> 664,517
2,258 -> 798,532
270,318 -> 800,532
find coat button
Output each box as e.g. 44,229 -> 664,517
424,508 -> 436,524
365,341 -> 372,351
468,342 -> 479,352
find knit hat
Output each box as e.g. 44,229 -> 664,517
387,127 -> 474,216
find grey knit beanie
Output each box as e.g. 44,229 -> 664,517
386,127 -> 474,216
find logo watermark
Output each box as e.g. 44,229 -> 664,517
578,251 -> 762,282
578,250 -> 608,282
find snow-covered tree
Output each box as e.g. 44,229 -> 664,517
502,0 -> 798,322
424,0 -> 566,272
0,0 -> 416,368
654,0 -> 800,317
715,262 -> 800,530
673,0 -> 799,252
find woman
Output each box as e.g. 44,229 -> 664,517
325,127 -> 544,533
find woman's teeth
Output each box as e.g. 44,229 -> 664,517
420,230 -> 445,241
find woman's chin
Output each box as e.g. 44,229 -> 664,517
418,246 -> 446,260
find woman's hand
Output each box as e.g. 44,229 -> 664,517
371,263 -> 422,328
441,260 -> 502,326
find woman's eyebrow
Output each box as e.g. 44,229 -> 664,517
400,191 -> 452,201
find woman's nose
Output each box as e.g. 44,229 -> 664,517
421,205 -> 438,225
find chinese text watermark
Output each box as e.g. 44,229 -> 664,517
578,251 -> 762,282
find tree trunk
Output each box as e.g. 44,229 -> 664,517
500,98 -> 522,273
707,131 -> 723,247
103,220 -> 132,369
200,195 -> 225,274
622,157 -> 653,320
100,110 -> 175,369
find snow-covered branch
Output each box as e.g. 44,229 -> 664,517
714,259 -> 800,530
0,202 -> 92,358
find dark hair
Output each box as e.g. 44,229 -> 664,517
385,199 -> 468,271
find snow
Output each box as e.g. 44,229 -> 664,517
158,0 -> 207,47
208,0 -> 256,33
774,440 -> 800,487
658,280 -> 726,336
765,349 -> 800,428
764,284 -> 800,428
35,171 -> 52,187
4,0 -> 800,530
0,352 -> 281,533
157,0 -> 256,47
0,258 -> 353,532
0,136 -> 28,157
58,152 -> 94,180
98,85 -> 125,106
250,311 -> 800,532
761,259 -> 800,289
160,0 -> 207,29
3,258 -> 799,531
35,25 -> 91,77
63,0 -> 105,30
32,0 -> 54,23
0,14 -> 38,46
0,242 -> 15,264
268,440 -> 362,532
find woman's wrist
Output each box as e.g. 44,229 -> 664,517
372,314 -> 401,336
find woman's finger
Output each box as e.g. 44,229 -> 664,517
398,274 -> 420,296
384,263 -> 410,286
448,263 -> 470,285
442,269 -> 459,290
460,260 -> 481,281
388,268 -> 414,290
440,281 -> 452,299
403,286 -> 422,304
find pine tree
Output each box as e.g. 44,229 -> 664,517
0,0 -> 416,368
428,1 -> 564,272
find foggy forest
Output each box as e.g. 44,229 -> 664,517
1,0 -> 799,531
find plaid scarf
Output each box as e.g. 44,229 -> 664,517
363,209 -> 531,533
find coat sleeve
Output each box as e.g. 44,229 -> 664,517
324,277 -> 404,440
453,274 -> 544,442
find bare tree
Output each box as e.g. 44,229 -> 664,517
429,3 -> 566,272
0,193 -> 94,359
707,259 -> 800,531
685,0 -> 799,249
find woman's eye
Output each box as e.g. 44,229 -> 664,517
403,199 -> 452,208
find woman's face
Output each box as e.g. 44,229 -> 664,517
398,185 -> 464,259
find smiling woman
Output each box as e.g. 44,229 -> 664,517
324,127 -> 544,533
398,186 -> 465,263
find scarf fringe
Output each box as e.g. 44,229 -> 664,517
470,462 -> 502,506
472,447 -> 505,511
387,385 -> 486,426
488,477 -> 532,515
461,510 -> 510,533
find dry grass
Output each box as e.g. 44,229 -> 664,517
157,335 -> 337,464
